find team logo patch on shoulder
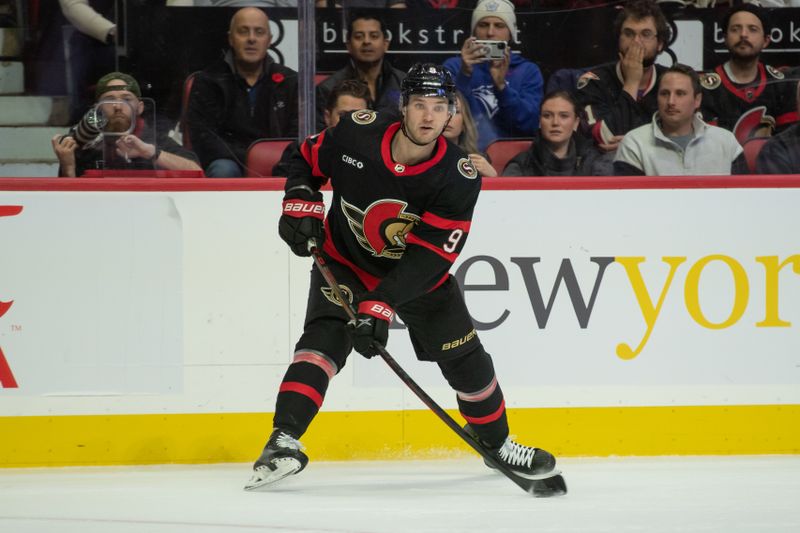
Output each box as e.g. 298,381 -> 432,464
699,72 -> 721,90
576,71 -> 599,90
766,65 -> 785,80
457,157 -> 478,179
351,110 -> 377,125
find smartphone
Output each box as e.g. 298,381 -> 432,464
474,40 -> 507,61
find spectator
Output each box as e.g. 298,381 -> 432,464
755,81 -> 800,173
443,0 -> 544,151
614,64 -> 745,176
50,72 -> 201,177
315,12 -> 405,132
699,4 -> 798,144
187,7 -> 298,177
58,0 -> 118,123
443,90 -> 497,176
315,1 -> 407,6
575,0 -> 670,152
503,90 -> 605,176
272,79 -> 371,177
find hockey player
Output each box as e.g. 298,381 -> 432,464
245,63 -> 559,490
699,5 -> 798,144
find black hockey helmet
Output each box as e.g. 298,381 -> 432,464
400,63 -> 456,113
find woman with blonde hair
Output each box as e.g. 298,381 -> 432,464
443,90 -> 497,176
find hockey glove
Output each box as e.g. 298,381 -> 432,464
278,188 -> 325,257
348,297 -> 394,358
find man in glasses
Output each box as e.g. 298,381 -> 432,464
575,0 -> 670,153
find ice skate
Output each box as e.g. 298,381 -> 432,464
244,429 -> 309,491
464,424 -> 559,479
464,424 -> 567,496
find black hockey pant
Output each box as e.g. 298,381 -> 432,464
272,260 -> 510,449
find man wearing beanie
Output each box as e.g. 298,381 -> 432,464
443,0 -> 543,151
699,4 -> 798,144
51,72 -> 201,177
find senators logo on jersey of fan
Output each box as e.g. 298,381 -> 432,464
341,198 -> 419,259
351,110 -> 377,125
733,106 -> 774,144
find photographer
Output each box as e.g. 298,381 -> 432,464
51,72 -> 201,177
443,0 -> 543,150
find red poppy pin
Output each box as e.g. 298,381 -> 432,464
272,72 -> 285,84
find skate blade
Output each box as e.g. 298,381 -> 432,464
511,468 -> 562,481
243,458 -> 303,491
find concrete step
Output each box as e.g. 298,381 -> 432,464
0,126 -> 65,161
0,27 -> 22,57
0,95 -> 70,125
0,161 -> 59,177
0,60 -> 24,94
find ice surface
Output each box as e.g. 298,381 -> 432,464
1,456 -> 799,532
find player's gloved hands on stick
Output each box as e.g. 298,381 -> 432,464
348,296 -> 394,358
278,188 -> 325,257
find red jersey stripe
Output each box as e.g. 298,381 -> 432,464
322,223 -> 382,291
421,211 -> 471,232
406,234 -> 458,263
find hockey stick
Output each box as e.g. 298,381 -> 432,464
307,241 -> 566,497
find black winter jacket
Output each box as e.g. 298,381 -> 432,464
502,132 -> 607,176
315,59 -> 405,132
188,52 -> 298,169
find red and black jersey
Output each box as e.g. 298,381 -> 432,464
699,62 -> 799,144
575,61 -> 666,145
284,110 -> 481,308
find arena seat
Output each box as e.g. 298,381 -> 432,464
180,71 -> 200,149
742,137 -> 768,174
485,138 -> 534,174
246,139 -> 293,177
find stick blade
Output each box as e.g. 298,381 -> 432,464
527,474 -> 568,497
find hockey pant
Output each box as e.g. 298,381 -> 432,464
273,258 -> 510,448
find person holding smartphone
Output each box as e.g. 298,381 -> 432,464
443,0 -> 543,151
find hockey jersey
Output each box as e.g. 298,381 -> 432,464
699,62 -> 799,144
285,110 -> 481,307
575,62 -> 666,145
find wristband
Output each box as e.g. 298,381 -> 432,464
150,147 -> 162,162
357,300 -> 394,323
282,199 -> 325,219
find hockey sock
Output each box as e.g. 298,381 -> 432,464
438,348 -> 509,449
273,350 -> 338,437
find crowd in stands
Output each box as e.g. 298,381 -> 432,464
47,0 -> 800,178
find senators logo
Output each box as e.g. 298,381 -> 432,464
733,106 -> 774,144
699,72 -> 721,91
341,198 -> 419,259
351,110 -> 377,125
321,284 -> 354,307
576,71 -> 599,90
457,157 -> 478,179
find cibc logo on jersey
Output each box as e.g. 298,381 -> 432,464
341,198 -> 419,259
